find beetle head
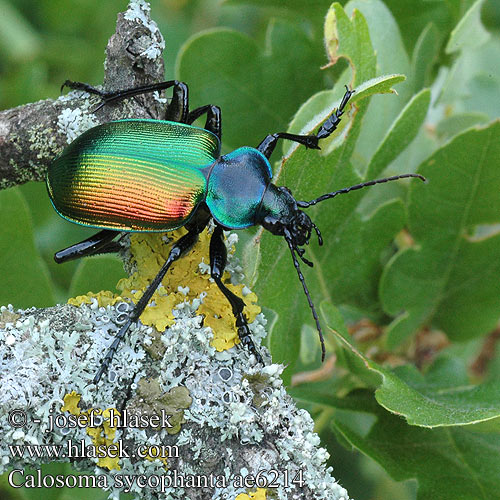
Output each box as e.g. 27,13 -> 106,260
260,186 -> 322,251
258,173 -> 426,362
260,184 -> 326,359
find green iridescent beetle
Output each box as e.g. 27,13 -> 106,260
47,80 -> 424,383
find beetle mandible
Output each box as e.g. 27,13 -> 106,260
47,80 -> 425,383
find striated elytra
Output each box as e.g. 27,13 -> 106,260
47,80 -> 425,384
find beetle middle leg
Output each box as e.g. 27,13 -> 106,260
209,225 -> 263,364
257,86 -> 355,159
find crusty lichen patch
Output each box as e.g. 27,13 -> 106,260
69,228 -> 261,355
127,378 -> 192,435
61,391 -> 121,471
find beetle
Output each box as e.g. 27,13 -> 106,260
47,80 -> 425,383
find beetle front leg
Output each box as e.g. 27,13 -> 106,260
209,225 -> 263,364
93,228 -> 201,384
257,86 -> 355,159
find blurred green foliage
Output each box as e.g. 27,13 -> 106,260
2,0 -> 500,499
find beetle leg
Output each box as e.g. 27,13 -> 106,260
187,105 -> 222,141
54,229 -> 121,263
257,86 -> 355,159
93,228 -> 201,384
164,81 -> 189,123
62,79 -> 191,119
61,80 -> 105,96
209,225 -> 264,364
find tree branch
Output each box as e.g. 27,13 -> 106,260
0,0 -> 165,189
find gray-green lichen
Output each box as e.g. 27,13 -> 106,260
124,0 -> 165,61
56,99 -> 100,143
0,232 -> 351,500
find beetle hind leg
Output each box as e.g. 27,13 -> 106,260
60,79 -> 223,137
61,79 -> 192,119
209,225 -> 263,364
54,229 -> 121,263
93,227 -> 203,384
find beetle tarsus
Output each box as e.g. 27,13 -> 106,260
256,86 -> 354,159
316,87 -> 355,140
187,105 -> 222,140
237,322 -> 264,365
61,80 -> 106,96
210,225 -> 264,364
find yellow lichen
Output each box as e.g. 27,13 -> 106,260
60,394 -> 121,471
61,391 -> 81,415
67,290 -> 124,307
68,229 -> 261,353
82,408 -> 121,471
235,488 -> 267,500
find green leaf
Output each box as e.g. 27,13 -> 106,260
381,121 -> 500,347
366,88 -> 431,179
68,255 -> 125,298
440,36 -> 500,118
411,23 -> 440,92
332,390 -> 500,500
177,21 -> 326,151
344,0 -> 413,169
324,2 -> 376,84
446,0 -> 490,54
320,302 -> 500,427
0,0 -> 40,61
436,112 -> 490,140
0,188 -> 54,308
345,0 -> 409,81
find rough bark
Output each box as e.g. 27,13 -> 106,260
0,0 -> 165,190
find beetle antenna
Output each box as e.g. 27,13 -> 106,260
297,173 -> 426,208
311,222 -> 323,246
284,230 -> 326,361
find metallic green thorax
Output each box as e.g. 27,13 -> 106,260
206,147 -> 273,228
47,119 -> 283,232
